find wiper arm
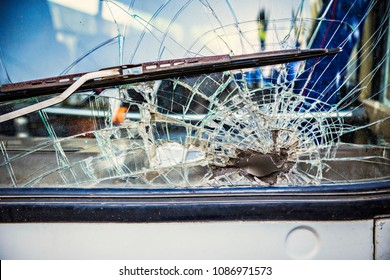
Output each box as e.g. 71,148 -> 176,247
0,48 -> 340,123
0,48 -> 341,102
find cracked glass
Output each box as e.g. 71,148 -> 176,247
0,0 -> 389,188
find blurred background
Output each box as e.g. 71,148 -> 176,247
0,0 -> 389,142
0,0 -> 328,81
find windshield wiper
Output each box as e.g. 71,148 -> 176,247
0,48 -> 340,123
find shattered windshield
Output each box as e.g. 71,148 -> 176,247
0,0 -> 389,188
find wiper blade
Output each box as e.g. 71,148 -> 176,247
0,48 -> 340,123
0,48 -> 340,102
